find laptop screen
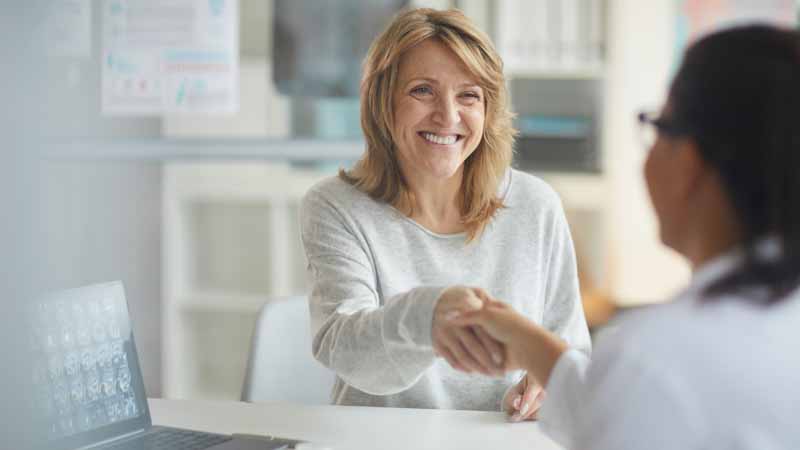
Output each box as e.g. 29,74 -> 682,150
29,282 -> 152,449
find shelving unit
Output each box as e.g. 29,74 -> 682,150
162,162 -> 331,400
504,68 -> 605,79
46,138 -> 364,162
484,0 -> 611,305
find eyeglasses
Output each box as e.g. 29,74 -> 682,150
636,111 -> 686,150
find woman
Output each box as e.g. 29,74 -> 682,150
299,8 -> 590,414
450,25 -> 800,448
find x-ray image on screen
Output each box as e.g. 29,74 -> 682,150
28,286 -> 145,441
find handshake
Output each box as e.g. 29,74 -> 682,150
432,286 -> 548,422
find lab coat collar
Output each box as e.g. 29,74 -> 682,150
680,237 -> 780,300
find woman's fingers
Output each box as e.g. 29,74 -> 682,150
529,389 -> 547,419
503,376 -> 526,413
471,325 -> 504,370
452,327 -> 494,375
518,388 -> 546,421
472,287 -> 493,303
441,329 -> 483,373
454,326 -> 499,375
511,381 -> 543,422
447,307 -> 487,327
435,341 -> 466,372
434,287 -> 520,375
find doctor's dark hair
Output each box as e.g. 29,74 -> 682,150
668,25 -> 800,303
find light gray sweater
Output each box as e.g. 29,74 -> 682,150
299,169 -> 591,411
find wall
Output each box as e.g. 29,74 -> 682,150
41,0 -> 164,396
603,0 -> 691,305
40,161 -> 163,396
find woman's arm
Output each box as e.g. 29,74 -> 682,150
301,189 -> 438,395
541,199 -> 592,355
300,188 -> 502,395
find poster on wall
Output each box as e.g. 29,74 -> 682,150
102,0 -> 239,115
675,0 -> 798,61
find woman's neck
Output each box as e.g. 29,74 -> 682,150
405,171 -> 465,234
685,232 -> 741,270
683,205 -> 743,271
681,173 -> 744,271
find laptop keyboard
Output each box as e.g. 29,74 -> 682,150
103,428 -> 232,450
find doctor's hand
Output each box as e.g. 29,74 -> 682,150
432,286 -> 505,376
503,373 -> 546,422
447,298 -> 568,387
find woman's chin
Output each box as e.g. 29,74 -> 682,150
424,163 -> 464,181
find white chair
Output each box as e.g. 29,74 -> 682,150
241,295 -> 335,404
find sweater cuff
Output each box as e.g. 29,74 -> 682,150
395,285 -> 448,348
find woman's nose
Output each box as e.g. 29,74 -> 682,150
432,95 -> 461,127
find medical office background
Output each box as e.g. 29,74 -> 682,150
39,0 -> 800,403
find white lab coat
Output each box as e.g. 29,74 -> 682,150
539,247 -> 800,449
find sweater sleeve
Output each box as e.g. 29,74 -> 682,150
541,198 -> 592,355
299,186 -> 444,395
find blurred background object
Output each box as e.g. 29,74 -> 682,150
30,0 -> 800,406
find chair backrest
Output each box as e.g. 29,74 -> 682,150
241,295 -> 335,404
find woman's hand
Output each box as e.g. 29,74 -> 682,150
432,286 -> 505,376
448,299 -> 568,386
503,373 -> 546,422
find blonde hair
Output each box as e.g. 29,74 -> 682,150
339,7 -> 516,242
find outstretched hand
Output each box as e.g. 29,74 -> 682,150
446,299 -> 537,371
447,298 -> 568,386
432,286 -> 505,376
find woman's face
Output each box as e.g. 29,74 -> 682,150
391,39 -> 486,185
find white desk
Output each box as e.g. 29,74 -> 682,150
149,399 -> 563,450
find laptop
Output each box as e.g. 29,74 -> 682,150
28,281 -> 307,450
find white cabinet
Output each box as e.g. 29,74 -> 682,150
162,162 -> 331,399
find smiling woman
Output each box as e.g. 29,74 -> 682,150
391,38 -> 487,222
299,8 -> 591,416
344,7 -> 515,240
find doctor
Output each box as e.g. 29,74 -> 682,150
451,24 -> 800,449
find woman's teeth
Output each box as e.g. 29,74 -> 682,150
422,132 -> 458,145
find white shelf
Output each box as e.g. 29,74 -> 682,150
162,162 -> 325,400
177,292 -> 269,315
506,67 -> 606,80
45,138 -> 365,162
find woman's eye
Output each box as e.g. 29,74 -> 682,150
462,92 -> 481,100
411,86 -> 432,96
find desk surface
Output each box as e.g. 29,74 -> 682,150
150,399 -> 562,450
